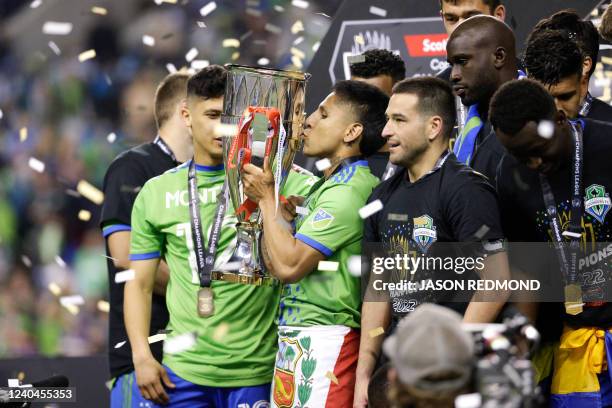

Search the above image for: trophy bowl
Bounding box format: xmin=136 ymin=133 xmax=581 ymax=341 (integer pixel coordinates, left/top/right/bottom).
xmin=212 ymin=64 xmax=310 ymax=286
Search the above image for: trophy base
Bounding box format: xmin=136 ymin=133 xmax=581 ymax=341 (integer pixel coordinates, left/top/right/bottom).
xmin=211 ymin=270 xmax=278 ymax=287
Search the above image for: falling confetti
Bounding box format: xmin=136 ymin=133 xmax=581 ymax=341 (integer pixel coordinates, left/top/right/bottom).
xmin=76 ymin=180 xmax=104 ymax=205
xmin=223 ymin=38 xmax=240 ymax=48
xmin=359 ymin=200 xmax=383 ymax=219
xmin=197 ymin=21 xmax=207 ymax=28
xmin=191 ymin=60 xmax=210 ymax=70
xmin=369 ymin=326 xmax=385 ymax=338
xmin=214 ymin=123 xmax=238 ymax=137
xmin=369 ymin=6 xmax=387 ymax=17
xmin=0 ymin=109 xmax=3 ymax=120
xmin=315 ymin=158 xmax=332 ymax=171
xmin=28 ymin=157 xmax=45 ymax=173
xmin=231 ymin=52 xmax=240 ymax=61
xmin=316 ymin=12 xmax=331 ymax=18
xmin=295 ymin=206 xmax=309 ymax=216
xmin=318 ymin=261 xmax=339 ymax=272
xmin=347 ymin=255 xmax=362 ymax=277
xmin=185 ymin=47 xmax=199 ymax=62
xmin=42 ymin=21 xmax=73 ymax=36
xmin=55 ymin=256 xmax=66 ymax=268
xmin=60 ymin=295 xmax=85 ymax=307
xmin=114 ymin=341 xmax=126 ymax=349
xmin=166 ymin=63 xmax=177 ymax=74
xmin=246 ymin=8 xmax=262 ymax=17
xmin=291 ymin=55 xmax=303 ymax=69
xmin=30 ymin=0 xmax=42 ymax=8
xmin=148 ymin=333 xmax=167 ymax=344
xmin=142 ymin=35 xmax=155 ymax=47
xmin=200 ymin=1 xmax=217 ymax=17
xmin=115 ymin=269 xmax=135 ymax=283
xmin=48 ymin=41 xmax=61 ymax=55
xmin=78 ymin=210 xmax=91 ymax=221
xmin=65 ymin=189 xmax=80 ymax=197
xmin=312 ymin=41 xmax=320 ymax=52
xmin=21 ymin=255 xmax=32 ymax=268
xmin=78 ymin=49 xmax=96 ymax=62
xmin=257 ymin=57 xmax=270 ymax=65
xmin=265 ymin=23 xmax=282 ymax=35
xmin=354 ymin=34 xmax=365 ymax=45
xmin=537 ymin=120 xmax=554 ymax=139
xmin=91 ymin=6 xmax=107 ymax=15
xmin=293 ymin=36 xmax=304 ymax=45
xmin=19 ymin=127 xmax=28 ymax=142
xmin=213 ymin=323 xmax=230 ymax=341
xmin=348 ymin=54 xmax=366 ymax=64
xmin=274 ymin=5 xmax=285 ymax=12
xmin=107 ymin=132 xmax=117 ymax=143
xmin=474 ymin=225 xmax=491 ymax=240
xmin=97 ymin=300 xmax=110 ymax=313
xmin=291 ymin=47 xmax=305 ymax=59
xmin=291 ymin=20 xmax=304 ymax=34
xmin=292 ymin=0 xmax=309 ymax=9
xmin=325 ymin=371 xmax=339 ymax=385
xmin=48 ymin=282 xmax=62 ymax=296
xmin=164 ymin=332 xmax=197 ymax=354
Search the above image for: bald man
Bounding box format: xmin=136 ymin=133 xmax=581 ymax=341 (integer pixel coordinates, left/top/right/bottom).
xmin=446 ymin=15 xmax=519 ymax=183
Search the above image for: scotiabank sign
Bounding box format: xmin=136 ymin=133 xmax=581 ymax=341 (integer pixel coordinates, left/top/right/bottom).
xmin=328 ymin=17 xmax=449 ymax=83
xmin=404 ymin=34 xmax=448 ymax=57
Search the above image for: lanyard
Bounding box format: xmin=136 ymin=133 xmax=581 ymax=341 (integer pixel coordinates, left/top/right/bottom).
xmin=154 ymin=135 xmax=178 ymax=163
xmin=538 ymin=122 xmax=583 ymax=285
xmin=187 ymin=159 xmax=228 ymax=288
xmin=579 ymin=93 xmax=593 ymax=117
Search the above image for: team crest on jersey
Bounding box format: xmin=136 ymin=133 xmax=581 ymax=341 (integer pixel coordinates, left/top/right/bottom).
xmin=273 ymin=337 xmax=304 ymax=408
xmin=311 ymin=209 xmax=334 ymax=230
xmin=412 ymin=215 xmax=437 ymax=252
xmin=584 ymin=184 xmax=611 ymax=224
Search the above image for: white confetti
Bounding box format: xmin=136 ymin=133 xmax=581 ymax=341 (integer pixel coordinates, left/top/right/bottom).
xmin=19 ymin=127 xmax=28 ymax=142
xmin=292 ymin=0 xmax=309 ymax=9
xmin=107 ymin=132 xmax=116 ymax=143
xmin=200 ymin=1 xmax=217 ymax=17
xmin=0 ymin=109 xmax=3 ymax=119
xmin=291 ymin=20 xmax=304 ymax=34
xmin=312 ymin=41 xmax=320 ymax=52
xmin=359 ymin=199 xmax=383 ymax=219
xmin=48 ymin=41 xmax=61 ymax=55
xmin=293 ymin=36 xmax=304 ymax=45
xmin=347 ymin=255 xmax=362 ymax=277
xmin=296 ymin=206 xmax=309 ymax=216
xmin=257 ymin=57 xmax=270 ymax=65
xmin=166 ymin=63 xmax=177 ymax=74
xmin=114 ymin=341 xmax=126 ymax=349
xmin=231 ymin=51 xmax=240 ymax=61
xmin=214 ymin=123 xmax=238 ymax=137
xmin=48 ymin=282 xmax=62 ymax=296
xmin=30 ymin=0 xmax=42 ymax=8
xmin=315 ymin=158 xmax=331 ymax=171
xmin=28 ymin=157 xmax=45 ymax=173
xmin=274 ymin=5 xmax=285 ymax=12
xmin=164 ymin=332 xmax=197 ymax=354
xmin=213 ymin=323 xmax=229 ymax=341
xmin=91 ymin=6 xmax=107 ymax=15
xmin=291 ymin=55 xmax=303 ymax=69
xmin=185 ymin=47 xmax=199 ymax=62
xmin=115 ymin=269 xmax=135 ymax=283
xmin=291 ymin=47 xmax=305 ymax=59
xmin=142 ymin=35 xmax=155 ymax=47
xmin=318 ymin=261 xmax=339 ymax=271
xmin=60 ymin=295 xmax=85 ymax=307
xmin=348 ymin=54 xmax=366 ymax=64
xmin=148 ymin=333 xmax=167 ymax=344
xmin=76 ymin=180 xmax=104 ymax=205
xmin=42 ymin=21 xmax=73 ymax=36
xmin=78 ymin=49 xmax=96 ymax=62
xmin=369 ymin=6 xmax=387 ymax=17
xmin=354 ymin=34 xmax=365 ymax=45
xmin=191 ymin=60 xmax=209 ymax=70
xmin=55 ymin=256 xmax=66 ymax=268
xmin=21 ymin=255 xmax=32 ymax=268
xmin=197 ymin=21 xmax=207 ymax=28
xmin=265 ymin=23 xmax=282 ymax=35
xmin=78 ymin=210 xmax=92 ymax=221
xmin=97 ymin=300 xmax=110 ymax=313
xmin=537 ymin=120 xmax=554 ymax=139
xmin=474 ymin=225 xmax=490 ymax=240
xmin=222 ymin=38 xmax=240 ymax=48
xmin=455 ymin=393 xmax=482 ymax=408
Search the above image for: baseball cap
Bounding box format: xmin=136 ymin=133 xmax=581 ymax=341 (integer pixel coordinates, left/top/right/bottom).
xmin=382 ymin=304 xmax=475 ymax=390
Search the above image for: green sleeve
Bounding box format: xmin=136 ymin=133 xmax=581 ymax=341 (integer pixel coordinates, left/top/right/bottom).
xmin=281 ymin=170 xmax=319 ymax=197
xmin=129 ymin=181 xmax=164 ymax=261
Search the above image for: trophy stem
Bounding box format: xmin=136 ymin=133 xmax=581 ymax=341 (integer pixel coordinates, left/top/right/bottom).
xmin=228 ymin=221 xmax=263 ymax=276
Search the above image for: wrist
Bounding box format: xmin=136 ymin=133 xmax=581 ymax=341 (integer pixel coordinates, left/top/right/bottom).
xmin=132 ymin=347 xmax=154 ymax=365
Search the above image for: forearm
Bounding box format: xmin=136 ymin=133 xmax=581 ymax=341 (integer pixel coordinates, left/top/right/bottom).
xmin=356 ymin=301 xmax=391 ymax=380
xmin=153 ymin=260 xmax=170 ymax=296
xmin=464 ymin=252 xmax=510 ymax=323
xmin=124 ymin=271 xmax=154 ymax=363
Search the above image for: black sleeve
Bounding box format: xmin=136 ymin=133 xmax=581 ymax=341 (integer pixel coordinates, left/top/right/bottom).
xmin=444 ymin=171 xmax=505 ymax=242
xmin=99 ymin=154 xmax=146 ymax=230
xmin=363 ymin=187 xmax=383 ymax=244
xmin=495 ymin=154 xmax=524 ymax=241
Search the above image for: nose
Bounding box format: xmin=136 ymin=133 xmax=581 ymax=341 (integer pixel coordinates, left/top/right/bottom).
xmin=304 ymin=112 xmax=313 ymax=130
xmin=450 ymin=64 xmax=461 ymax=84
xmin=381 ymin=120 xmax=392 ymax=139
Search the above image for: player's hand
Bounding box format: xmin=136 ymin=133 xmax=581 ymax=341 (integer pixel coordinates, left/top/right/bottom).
xmin=281 ymin=195 xmax=305 ymax=223
xmin=134 ymin=356 xmax=175 ymax=405
xmin=353 ymin=375 xmax=369 ymax=408
xmin=242 ymin=155 xmax=274 ymax=203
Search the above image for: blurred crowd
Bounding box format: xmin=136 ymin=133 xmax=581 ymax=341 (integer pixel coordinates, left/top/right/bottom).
xmin=0 ymin=0 xmax=336 ymax=358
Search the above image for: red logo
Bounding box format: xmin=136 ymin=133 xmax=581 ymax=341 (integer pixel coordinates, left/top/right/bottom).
xmin=404 ymin=34 xmax=448 ymax=57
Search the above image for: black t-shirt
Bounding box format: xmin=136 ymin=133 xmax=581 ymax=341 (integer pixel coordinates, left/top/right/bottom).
xmin=586 ymin=97 xmax=612 ymax=123
xmin=100 ymin=141 xmax=177 ymax=379
xmin=366 ymin=152 xmax=390 ymax=180
xmin=470 ymin=121 xmax=507 ymax=185
xmin=364 ymin=153 xmax=505 ymax=322
xmin=497 ymin=119 xmax=612 ymax=329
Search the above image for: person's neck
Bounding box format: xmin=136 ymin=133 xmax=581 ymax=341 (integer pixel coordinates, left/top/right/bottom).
xmin=158 ymin=125 xmax=193 ymax=163
xmin=406 ymin=145 xmax=447 ymax=183
xmin=323 ymin=151 xmax=361 ymax=178
xmin=193 ymin=149 xmax=222 ymax=167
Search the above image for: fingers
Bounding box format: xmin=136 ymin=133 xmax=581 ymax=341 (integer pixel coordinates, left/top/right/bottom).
xmin=160 ymin=368 xmax=176 ymax=389
xmin=242 ymin=163 xmax=262 ymax=175
xmin=288 ymin=195 xmax=305 ymax=206
xmin=152 ymin=379 xmax=170 ymax=405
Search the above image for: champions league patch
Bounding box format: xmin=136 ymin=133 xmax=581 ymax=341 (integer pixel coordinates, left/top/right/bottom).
xmin=584 ymin=184 xmax=611 ymax=224
xmin=412 ymin=215 xmax=437 ymax=253
xmin=311 ymin=209 xmax=334 ymax=230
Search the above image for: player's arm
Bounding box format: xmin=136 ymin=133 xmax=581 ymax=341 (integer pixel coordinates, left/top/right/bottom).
xmin=464 ymin=249 xmax=510 ymax=323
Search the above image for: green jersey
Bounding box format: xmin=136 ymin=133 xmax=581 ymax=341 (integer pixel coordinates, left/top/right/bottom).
xmin=282 ymin=169 xmax=319 ymax=197
xmin=130 ymin=161 xmax=279 ymax=387
xmin=279 ymin=160 xmax=379 ymax=328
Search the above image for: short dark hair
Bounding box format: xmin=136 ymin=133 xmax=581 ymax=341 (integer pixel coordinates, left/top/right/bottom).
xmin=524 ymin=30 xmax=583 ymax=86
xmin=440 ymin=0 xmax=502 ymax=13
xmin=349 ymin=49 xmax=406 ymax=84
xmin=531 ymin=9 xmax=599 ymax=78
xmin=187 ymin=65 xmax=227 ymax=101
xmin=154 ymin=72 xmax=190 ymax=129
xmin=332 ymin=80 xmax=389 ymax=157
xmin=489 ymin=79 xmax=557 ymax=136
xmin=392 ymin=77 xmax=456 ymax=139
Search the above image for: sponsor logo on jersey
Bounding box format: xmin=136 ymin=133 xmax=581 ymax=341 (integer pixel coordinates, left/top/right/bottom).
xmin=412 ymin=215 xmax=437 ymax=252
xmin=404 ymin=33 xmax=448 ymax=57
xmin=584 ymin=184 xmax=611 ymax=224
xmin=311 ymin=209 xmax=334 ymax=230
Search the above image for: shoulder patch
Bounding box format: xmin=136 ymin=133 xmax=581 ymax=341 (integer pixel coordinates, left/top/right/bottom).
xmin=310 ymin=209 xmax=334 ymax=230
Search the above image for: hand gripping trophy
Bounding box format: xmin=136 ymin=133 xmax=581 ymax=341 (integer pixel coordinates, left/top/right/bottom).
xmin=212 ymin=64 xmax=309 ymax=286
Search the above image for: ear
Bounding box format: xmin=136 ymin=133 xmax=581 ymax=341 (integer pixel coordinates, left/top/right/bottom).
xmin=494 ymin=5 xmax=506 ymax=21
xmin=180 ymin=100 xmax=192 ymax=128
xmin=387 ymin=367 xmax=398 ymax=383
xmin=555 ymin=109 xmax=567 ymax=126
xmin=427 ymin=115 xmax=444 ymax=142
xmin=493 ymin=46 xmax=507 ymax=69
xmin=582 ymin=56 xmax=593 ymax=79
xmin=526 ymin=157 xmax=543 ymax=171
xmin=344 ymin=122 xmax=364 ymax=144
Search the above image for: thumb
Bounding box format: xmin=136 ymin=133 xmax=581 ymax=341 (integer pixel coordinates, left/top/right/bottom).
xmin=160 ymin=367 xmax=176 ymax=389
xmin=263 ymin=154 xmax=272 ymax=176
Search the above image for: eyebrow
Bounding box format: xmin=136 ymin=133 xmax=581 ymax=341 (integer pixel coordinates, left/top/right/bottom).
xmin=204 ymin=109 xmax=222 ymax=115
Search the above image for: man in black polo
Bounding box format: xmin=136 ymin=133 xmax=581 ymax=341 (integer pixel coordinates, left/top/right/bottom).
xmin=100 ymin=72 xmax=192 ymax=407
xmin=353 ymin=76 xmax=509 ymax=407
xmin=491 ymin=79 xmax=612 ymax=407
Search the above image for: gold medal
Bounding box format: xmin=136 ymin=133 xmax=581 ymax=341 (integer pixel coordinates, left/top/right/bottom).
xmin=564 ymin=283 xmax=583 ymax=315
xmin=197 ymin=287 xmax=214 ymax=317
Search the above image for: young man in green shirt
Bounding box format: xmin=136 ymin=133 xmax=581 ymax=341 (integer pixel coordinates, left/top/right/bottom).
xmin=242 ymin=80 xmax=389 ymax=408
xmin=124 ymin=65 xmax=278 ymax=407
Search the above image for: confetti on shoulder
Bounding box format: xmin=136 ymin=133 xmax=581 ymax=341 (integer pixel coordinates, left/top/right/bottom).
xmin=359 ymin=199 xmax=383 ymax=219
xmin=368 ymin=326 xmax=385 ymax=338
xmin=315 ymin=158 xmax=331 ymax=171
xmin=318 ymin=260 xmax=339 ymax=272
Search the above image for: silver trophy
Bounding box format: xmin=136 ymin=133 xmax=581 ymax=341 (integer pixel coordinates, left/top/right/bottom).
xmin=213 ymin=64 xmax=310 ymax=286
